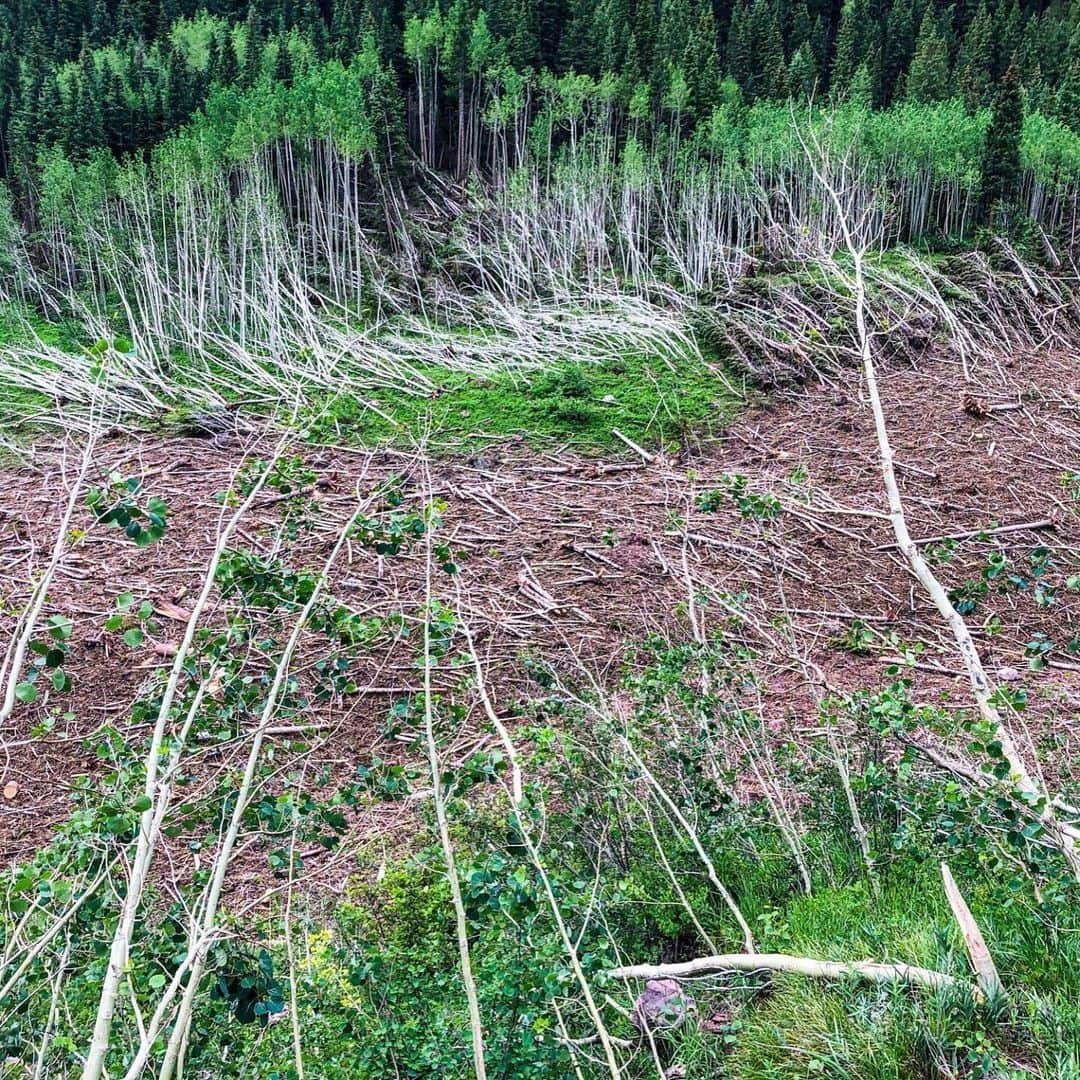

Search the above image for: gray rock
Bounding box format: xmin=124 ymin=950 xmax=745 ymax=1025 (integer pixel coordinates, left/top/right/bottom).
xmin=631 ymin=978 xmax=696 ymax=1033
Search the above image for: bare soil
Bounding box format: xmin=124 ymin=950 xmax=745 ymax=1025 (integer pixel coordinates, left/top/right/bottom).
xmin=1 ymin=347 xmax=1077 ymax=895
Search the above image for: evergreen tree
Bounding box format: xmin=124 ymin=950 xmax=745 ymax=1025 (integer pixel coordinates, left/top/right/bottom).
xmin=330 ymin=0 xmax=364 ymax=58
xmin=906 ymin=12 xmax=950 ymax=102
xmin=56 ymin=0 xmax=89 ymax=60
xmin=89 ymin=0 xmax=114 ymax=47
xmin=831 ymin=0 xmax=871 ymax=91
xmin=881 ymin=0 xmax=914 ymax=105
xmin=981 ymin=60 xmax=1023 ymax=219
xmin=685 ymin=1 xmax=720 ymax=116
xmin=998 ymin=1 xmax=1025 ymax=79
xmin=64 ymin=50 xmax=104 ymax=156
xmin=559 ymin=0 xmax=599 ymax=72
xmin=808 ymin=14 xmax=829 ymax=78
xmin=242 ymin=15 xmax=264 ymax=85
xmin=954 ymin=1 xmax=995 ymax=109
xmin=725 ymin=0 xmax=752 ymax=91
xmin=787 ymin=42 xmax=818 ymax=99
xmin=849 ymin=59 xmax=874 ymax=105
xmin=213 ymin=31 xmax=240 ymax=85
xmin=735 ymin=0 xmax=785 ymax=100
xmin=272 ymin=33 xmax=293 ymax=84
xmin=99 ymin=64 xmax=129 ymax=153
xmin=656 ymin=0 xmax=693 ymax=76
xmin=1056 ymin=57 xmax=1080 ymax=129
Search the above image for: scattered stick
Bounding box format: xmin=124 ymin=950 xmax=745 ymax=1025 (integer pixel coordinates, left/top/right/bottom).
xmin=941 ymin=863 xmax=1005 ymax=1001
xmin=875 ymin=518 xmax=1055 ymax=551
xmin=611 ymin=428 xmax=656 ymax=463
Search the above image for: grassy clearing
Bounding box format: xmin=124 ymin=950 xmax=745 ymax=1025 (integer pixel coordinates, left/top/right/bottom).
xmin=298 ymin=349 xmax=745 ymax=453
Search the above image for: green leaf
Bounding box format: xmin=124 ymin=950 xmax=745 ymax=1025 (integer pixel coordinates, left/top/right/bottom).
xmin=133 ymin=795 xmax=153 ymax=813
xmin=123 ymin=628 xmax=145 ymax=648
xmin=148 ymin=972 xmax=166 ymax=990
xmin=14 ymin=683 xmax=37 ymax=704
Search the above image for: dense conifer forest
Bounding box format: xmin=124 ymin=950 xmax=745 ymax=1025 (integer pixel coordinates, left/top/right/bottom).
xmin=0 ymin=0 xmax=1078 ymax=227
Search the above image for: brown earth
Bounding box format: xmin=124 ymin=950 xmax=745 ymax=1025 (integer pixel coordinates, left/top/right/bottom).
xmin=0 ymin=346 xmax=1077 ymax=898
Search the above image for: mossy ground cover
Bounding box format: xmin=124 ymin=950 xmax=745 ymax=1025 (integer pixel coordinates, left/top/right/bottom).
xmin=300 ymin=349 xmax=745 ymax=453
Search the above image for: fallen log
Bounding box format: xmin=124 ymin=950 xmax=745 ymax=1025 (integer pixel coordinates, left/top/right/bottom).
xmin=609 ymin=953 xmax=970 ymax=996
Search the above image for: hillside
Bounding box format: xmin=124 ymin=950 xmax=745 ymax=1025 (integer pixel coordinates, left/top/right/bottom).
xmin=2 ymin=2 xmax=1080 ymax=1079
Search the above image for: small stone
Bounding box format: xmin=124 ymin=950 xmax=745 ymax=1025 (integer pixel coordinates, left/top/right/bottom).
xmin=631 ymin=978 xmax=696 ymax=1034
xmin=996 ymin=666 xmax=1022 ymax=683
xmin=3 ymin=782 xmax=16 ymax=800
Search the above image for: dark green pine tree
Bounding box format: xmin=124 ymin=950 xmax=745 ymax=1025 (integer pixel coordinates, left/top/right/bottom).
xmin=64 ymin=50 xmax=104 ymax=157
xmin=729 ymin=0 xmax=784 ymax=100
xmin=830 ymin=0 xmax=871 ymax=92
xmin=330 ymin=0 xmax=364 ymax=58
xmin=1034 ymin=7 xmax=1070 ymax=92
xmin=537 ymin=0 xmax=567 ymax=67
xmin=786 ymin=3 xmax=811 ymax=58
xmin=631 ymin=0 xmax=660 ymax=77
xmin=162 ymin=48 xmax=195 ymax=129
xmin=89 ymin=0 xmax=114 ymax=46
xmin=954 ymin=1 xmax=995 ymax=110
xmin=272 ymin=34 xmax=293 ymax=85
xmin=7 ymin=76 xmax=40 ymax=192
xmin=597 ymin=0 xmax=634 ymax=73
xmin=56 ymin=0 xmax=89 ymax=61
xmin=0 ymin=31 xmax=16 ymax=174
xmin=242 ymin=14 xmax=265 ymax=85
xmin=725 ymin=0 xmax=752 ymax=92
xmin=368 ymin=57 xmax=410 ymax=170
xmin=118 ymin=0 xmax=160 ymax=39
xmin=559 ymin=0 xmax=600 ymax=73
xmin=509 ymin=0 xmax=542 ymax=68
xmin=880 ymin=0 xmax=914 ymax=105
xmin=684 ymin=0 xmax=720 ymax=117
xmin=656 ymin=0 xmax=693 ymax=77
xmin=997 ymin=1 xmax=1025 ymax=80
xmin=99 ymin=63 xmax=129 ymax=154
xmin=1056 ymin=57 xmax=1080 ymax=130
xmin=906 ymin=11 xmax=949 ymax=102
xmin=981 ymin=60 xmax=1023 ymax=221
xmin=808 ymin=13 xmax=828 ymax=79
xmin=787 ymin=42 xmax=818 ymax=99
xmin=137 ymin=65 xmax=165 ymax=146
xmin=1016 ymin=16 xmax=1047 ymax=110
xmin=37 ymin=70 xmax=64 ymax=147
xmin=748 ymin=0 xmax=786 ymax=100
xmin=213 ymin=31 xmax=240 ymax=86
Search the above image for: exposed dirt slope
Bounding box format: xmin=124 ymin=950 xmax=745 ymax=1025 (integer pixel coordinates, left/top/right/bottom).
xmin=0 ymin=348 xmax=1077 ymax=889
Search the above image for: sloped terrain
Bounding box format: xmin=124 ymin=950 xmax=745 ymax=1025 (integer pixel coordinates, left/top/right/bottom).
xmin=2 ymin=346 xmax=1076 ymax=875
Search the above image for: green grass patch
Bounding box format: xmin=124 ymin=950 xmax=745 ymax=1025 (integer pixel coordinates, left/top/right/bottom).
xmin=300 ymin=350 xmax=745 ymax=453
